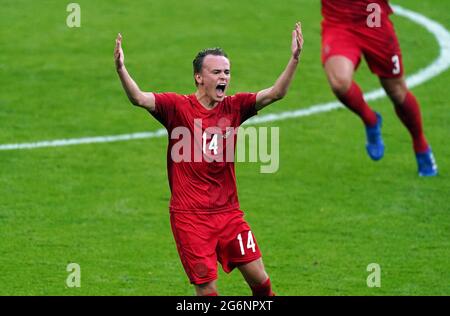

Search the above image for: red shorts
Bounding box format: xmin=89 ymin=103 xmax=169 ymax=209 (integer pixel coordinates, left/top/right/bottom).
xmin=170 ymin=209 xmax=262 ymax=285
xmin=321 ymin=18 xmax=403 ymax=78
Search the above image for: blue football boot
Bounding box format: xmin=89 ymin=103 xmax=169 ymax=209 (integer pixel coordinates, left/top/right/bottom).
xmin=416 ymin=148 xmax=438 ymax=177
xmin=365 ymin=112 xmax=384 ymax=161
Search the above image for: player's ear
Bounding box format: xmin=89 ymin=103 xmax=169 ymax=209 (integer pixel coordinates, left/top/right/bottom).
xmin=195 ymin=73 xmax=203 ymax=86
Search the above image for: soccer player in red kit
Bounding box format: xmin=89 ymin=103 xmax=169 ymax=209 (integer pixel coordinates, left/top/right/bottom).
xmin=321 ymin=0 xmax=437 ymax=176
xmin=114 ymin=23 xmax=304 ymax=295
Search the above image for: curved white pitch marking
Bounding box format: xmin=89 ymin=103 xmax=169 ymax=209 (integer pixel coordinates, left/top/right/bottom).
xmin=1 ymin=4 xmax=449 ymax=151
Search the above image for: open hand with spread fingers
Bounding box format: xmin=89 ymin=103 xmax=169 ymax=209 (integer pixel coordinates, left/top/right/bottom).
xmin=114 ymin=33 xmax=124 ymax=70
xmin=292 ymin=22 xmax=304 ymax=60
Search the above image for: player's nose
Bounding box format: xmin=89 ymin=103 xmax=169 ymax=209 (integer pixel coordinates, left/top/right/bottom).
xmin=219 ymin=72 xmax=229 ymax=80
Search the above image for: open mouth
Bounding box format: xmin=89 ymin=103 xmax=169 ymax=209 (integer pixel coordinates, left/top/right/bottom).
xmin=216 ymin=83 xmax=227 ymax=97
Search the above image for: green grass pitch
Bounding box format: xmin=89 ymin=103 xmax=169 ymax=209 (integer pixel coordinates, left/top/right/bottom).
xmin=0 ymin=0 xmax=449 ymax=295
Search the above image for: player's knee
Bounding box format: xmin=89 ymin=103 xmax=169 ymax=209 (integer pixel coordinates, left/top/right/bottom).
xmin=387 ymin=86 xmax=408 ymax=106
xmin=247 ymin=270 xmax=269 ymax=287
xmin=381 ymin=78 xmax=408 ymax=105
xmin=239 ymin=259 xmax=269 ymax=286
xmin=328 ymin=73 xmax=352 ymax=96
xmin=195 ymin=281 xmax=218 ymax=296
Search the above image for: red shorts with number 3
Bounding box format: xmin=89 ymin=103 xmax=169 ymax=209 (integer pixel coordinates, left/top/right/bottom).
xmin=321 ymin=17 xmax=404 ymax=78
xmin=170 ymin=209 xmax=262 ymax=285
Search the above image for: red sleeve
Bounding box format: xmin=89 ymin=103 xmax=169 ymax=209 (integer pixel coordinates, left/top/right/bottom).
xmin=234 ymin=93 xmax=257 ymax=125
xmin=151 ymin=93 xmax=179 ymax=128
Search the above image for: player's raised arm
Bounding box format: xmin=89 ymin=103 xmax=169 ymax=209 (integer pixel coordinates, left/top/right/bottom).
xmin=255 ymin=22 xmax=304 ymax=111
xmin=114 ymin=33 xmax=156 ymax=112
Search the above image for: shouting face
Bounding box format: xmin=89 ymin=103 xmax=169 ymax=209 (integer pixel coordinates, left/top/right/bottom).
xmin=195 ymin=55 xmax=230 ymax=103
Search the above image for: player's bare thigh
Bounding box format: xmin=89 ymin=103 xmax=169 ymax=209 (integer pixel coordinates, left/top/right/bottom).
xmin=194 ymin=280 xmax=218 ymax=296
xmin=324 ymin=55 xmax=355 ymax=95
xmin=238 ymin=258 xmax=269 ymax=286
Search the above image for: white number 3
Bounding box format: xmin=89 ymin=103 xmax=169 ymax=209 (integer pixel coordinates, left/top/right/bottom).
xmin=392 ymin=55 xmax=401 ymax=75
xmin=237 ymin=231 xmax=256 ymax=256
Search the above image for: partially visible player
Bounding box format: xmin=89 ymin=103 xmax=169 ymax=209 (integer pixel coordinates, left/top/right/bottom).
xmin=321 ymin=0 xmax=437 ymax=176
xmin=114 ymin=23 xmax=304 ymax=295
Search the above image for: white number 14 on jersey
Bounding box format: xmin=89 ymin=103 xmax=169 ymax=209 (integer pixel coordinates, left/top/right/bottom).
xmin=237 ymin=231 xmax=256 ymax=256
xmin=202 ymin=132 xmax=218 ymax=155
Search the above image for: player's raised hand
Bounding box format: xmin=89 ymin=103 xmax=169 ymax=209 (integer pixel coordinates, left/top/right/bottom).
xmin=114 ymin=33 xmax=124 ymax=70
xmin=292 ymin=22 xmax=304 ymax=60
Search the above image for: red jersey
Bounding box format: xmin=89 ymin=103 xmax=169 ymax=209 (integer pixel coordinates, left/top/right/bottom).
xmin=321 ymin=0 xmax=393 ymax=25
xmin=152 ymin=92 xmax=257 ymax=213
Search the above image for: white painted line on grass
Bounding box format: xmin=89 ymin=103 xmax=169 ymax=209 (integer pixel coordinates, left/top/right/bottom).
xmin=1 ymin=4 xmax=449 ymax=151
